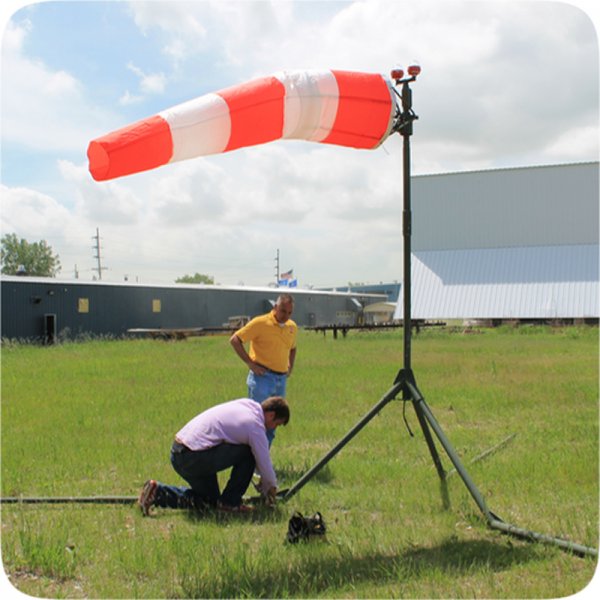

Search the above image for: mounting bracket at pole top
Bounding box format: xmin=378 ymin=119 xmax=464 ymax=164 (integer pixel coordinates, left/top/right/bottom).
xmin=390 ymin=65 xmax=420 ymax=136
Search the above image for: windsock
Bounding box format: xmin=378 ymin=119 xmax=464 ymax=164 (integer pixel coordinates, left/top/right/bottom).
xmin=87 ymin=69 xmax=397 ymax=181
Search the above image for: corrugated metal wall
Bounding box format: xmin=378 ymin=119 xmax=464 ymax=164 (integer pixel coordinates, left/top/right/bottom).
xmin=412 ymin=162 xmax=599 ymax=251
xmin=0 ymin=278 xmax=384 ymax=341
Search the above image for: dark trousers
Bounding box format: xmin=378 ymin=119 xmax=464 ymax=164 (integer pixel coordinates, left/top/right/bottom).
xmin=154 ymin=442 xmax=255 ymax=509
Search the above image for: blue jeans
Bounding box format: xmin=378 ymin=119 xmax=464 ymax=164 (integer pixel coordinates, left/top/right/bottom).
xmin=154 ymin=442 xmax=255 ymax=509
xmin=246 ymin=369 xmax=287 ymax=445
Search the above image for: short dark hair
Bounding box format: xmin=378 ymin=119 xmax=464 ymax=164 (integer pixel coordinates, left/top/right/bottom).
xmin=262 ymin=396 xmax=290 ymax=424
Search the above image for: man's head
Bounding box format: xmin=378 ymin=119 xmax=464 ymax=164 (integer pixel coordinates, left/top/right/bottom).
xmin=273 ymin=294 xmax=294 ymax=324
xmin=262 ymin=396 xmax=290 ymax=429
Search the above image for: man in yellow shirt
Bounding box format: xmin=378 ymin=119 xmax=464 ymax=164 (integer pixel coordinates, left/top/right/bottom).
xmin=230 ymin=294 xmax=297 ymax=445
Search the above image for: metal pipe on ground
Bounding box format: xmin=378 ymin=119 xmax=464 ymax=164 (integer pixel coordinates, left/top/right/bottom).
xmin=488 ymin=518 xmax=598 ymax=558
xmin=0 ymin=496 xmax=137 ymax=504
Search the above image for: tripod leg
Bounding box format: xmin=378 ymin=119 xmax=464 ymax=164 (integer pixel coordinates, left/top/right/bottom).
xmin=404 ymin=379 xmax=491 ymax=519
xmin=397 ymin=369 xmax=447 ymax=482
xmin=412 ymin=399 xmax=447 ymax=482
xmin=401 ymin=374 xmax=450 ymax=509
xmin=413 ymin=400 xmax=451 ymax=509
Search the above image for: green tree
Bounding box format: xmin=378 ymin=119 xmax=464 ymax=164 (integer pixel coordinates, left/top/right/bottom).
xmin=0 ymin=233 xmax=62 ymax=277
xmin=175 ymin=272 xmax=215 ymax=284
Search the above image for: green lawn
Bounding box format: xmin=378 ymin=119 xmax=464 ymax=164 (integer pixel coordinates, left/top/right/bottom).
xmin=1 ymin=326 xmax=598 ymax=597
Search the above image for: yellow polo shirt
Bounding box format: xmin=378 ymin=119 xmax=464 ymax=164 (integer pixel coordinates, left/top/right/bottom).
xmin=235 ymin=311 xmax=297 ymax=373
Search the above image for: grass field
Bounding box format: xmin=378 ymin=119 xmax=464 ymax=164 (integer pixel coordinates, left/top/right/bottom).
xmin=1 ymin=325 xmax=598 ymax=598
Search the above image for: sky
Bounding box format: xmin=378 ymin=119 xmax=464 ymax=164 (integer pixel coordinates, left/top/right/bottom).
xmin=0 ymin=0 xmax=598 ymax=288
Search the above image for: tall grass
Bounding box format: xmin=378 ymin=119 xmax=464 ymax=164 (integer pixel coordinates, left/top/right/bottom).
xmin=1 ymin=325 xmax=598 ymax=598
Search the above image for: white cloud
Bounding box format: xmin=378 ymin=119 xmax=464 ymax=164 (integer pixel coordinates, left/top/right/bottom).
xmin=0 ymin=183 xmax=74 ymax=237
xmin=59 ymin=160 xmax=145 ymax=226
xmin=126 ymin=61 xmax=167 ymax=95
xmin=542 ymin=125 xmax=600 ymax=162
xmin=0 ymin=183 xmax=90 ymax=277
xmin=118 ymin=90 xmax=144 ymax=106
xmin=128 ymin=0 xmax=208 ymax=39
xmin=2 ymin=14 xmax=31 ymax=52
xmin=1 ymin=17 xmax=120 ymax=153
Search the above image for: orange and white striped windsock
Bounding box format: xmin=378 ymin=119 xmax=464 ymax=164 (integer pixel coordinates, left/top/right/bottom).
xmin=87 ymin=69 xmax=397 ymax=181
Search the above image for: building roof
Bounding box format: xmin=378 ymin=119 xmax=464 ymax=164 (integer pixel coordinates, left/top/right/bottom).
xmin=0 ymin=275 xmax=384 ymax=300
xmin=394 ymin=244 xmax=599 ymax=319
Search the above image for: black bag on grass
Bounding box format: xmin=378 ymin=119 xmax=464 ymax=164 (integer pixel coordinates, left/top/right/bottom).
xmin=286 ymin=511 xmax=326 ymax=543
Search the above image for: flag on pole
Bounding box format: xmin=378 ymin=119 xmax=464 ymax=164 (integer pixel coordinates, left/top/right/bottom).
xmin=280 ymin=269 xmax=293 ymax=280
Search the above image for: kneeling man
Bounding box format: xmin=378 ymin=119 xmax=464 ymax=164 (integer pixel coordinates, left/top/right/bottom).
xmin=138 ymin=396 xmax=290 ymax=515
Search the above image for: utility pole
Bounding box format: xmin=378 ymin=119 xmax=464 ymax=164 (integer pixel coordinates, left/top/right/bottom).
xmin=92 ymin=228 xmax=107 ymax=280
xmin=274 ymin=248 xmax=280 ymax=285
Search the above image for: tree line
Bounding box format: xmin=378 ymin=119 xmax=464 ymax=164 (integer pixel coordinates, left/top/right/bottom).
xmin=1 ymin=234 xmax=61 ymax=277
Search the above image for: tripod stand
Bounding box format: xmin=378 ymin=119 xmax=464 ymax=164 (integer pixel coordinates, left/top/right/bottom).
xmin=281 ymin=66 xmax=597 ymax=558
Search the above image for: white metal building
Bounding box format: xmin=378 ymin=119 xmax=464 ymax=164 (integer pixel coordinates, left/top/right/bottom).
xmin=394 ymin=162 xmax=599 ymax=321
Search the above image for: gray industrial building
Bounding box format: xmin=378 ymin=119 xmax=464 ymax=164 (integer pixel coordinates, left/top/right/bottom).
xmin=0 ymin=277 xmax=385 ymax=342
xmin=395 ymin=162 xmax=599 ymax=321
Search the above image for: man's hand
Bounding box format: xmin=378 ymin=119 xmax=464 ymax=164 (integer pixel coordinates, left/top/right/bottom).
xmin=230 ymin=335 xmax=266 ymax=375
xmin=265 ymin=486 xmax=278 ymax=507
xmin=250 ymin=361 xmax=267 ymax=376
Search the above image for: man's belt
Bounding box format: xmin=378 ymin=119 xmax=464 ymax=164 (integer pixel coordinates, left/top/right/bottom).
xmin=256 ymin=364 xmax=287 ymax=376
xmin=172 ymin=438 xmax=192 ymax=453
